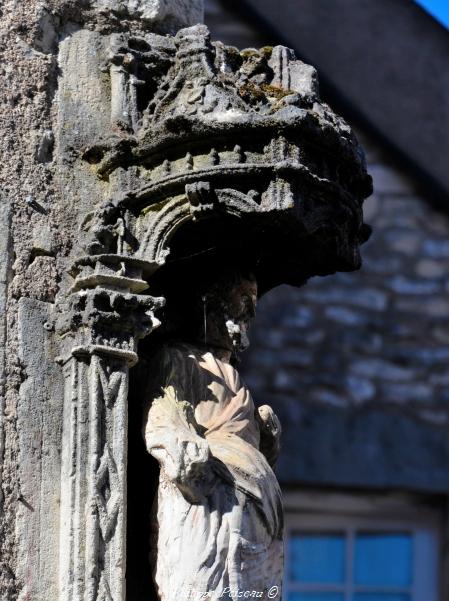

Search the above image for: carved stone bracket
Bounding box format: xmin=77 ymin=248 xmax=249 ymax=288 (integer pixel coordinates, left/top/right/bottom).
xmin=185 ymin=181 xmax=220 ymax=220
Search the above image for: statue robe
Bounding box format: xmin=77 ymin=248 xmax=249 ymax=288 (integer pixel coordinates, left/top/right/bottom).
xmin=144 ymin=343 xmax=283 ymax=601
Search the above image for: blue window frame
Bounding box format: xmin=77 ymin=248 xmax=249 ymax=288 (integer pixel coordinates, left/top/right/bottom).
xmin=284 ymin=496 xmax=440 ymax=601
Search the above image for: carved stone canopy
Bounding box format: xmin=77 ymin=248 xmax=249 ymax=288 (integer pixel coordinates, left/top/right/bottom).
xmin=53 ymin=21 xmax=373 ymax=601
xmin=83 ymin=23 xmax=372 ymax=296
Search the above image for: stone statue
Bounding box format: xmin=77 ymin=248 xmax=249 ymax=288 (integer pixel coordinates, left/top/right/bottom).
xmin=143 ymin=271 xmax=283 ymax=600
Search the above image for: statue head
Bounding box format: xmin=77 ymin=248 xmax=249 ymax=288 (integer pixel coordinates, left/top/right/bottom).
xmin=148 ymin=250 xmax=258 ymax=359
xmin=201 ymin=271 xmax=257 ymax=355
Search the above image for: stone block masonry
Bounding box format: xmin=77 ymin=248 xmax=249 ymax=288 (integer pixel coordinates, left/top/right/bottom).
xmin=243 ymin=133 xmax=449 ymax=491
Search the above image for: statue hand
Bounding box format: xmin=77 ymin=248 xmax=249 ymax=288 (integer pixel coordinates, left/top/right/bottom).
xmin=257 ymin=404 xmax=281 ymax=467
xmin=182 ymin=436 xmax=211 ymax=479
xmin=175 ymin=435 xmax=215 ymax=502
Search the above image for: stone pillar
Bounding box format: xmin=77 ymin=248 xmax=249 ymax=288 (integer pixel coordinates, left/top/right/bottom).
xmin=57 ymin=254 xmax=163 ymax=601
xmin=0 ymin=1 xmax=371 ymax=600
xmin=0 ymin=2 xmax=200 ymax=600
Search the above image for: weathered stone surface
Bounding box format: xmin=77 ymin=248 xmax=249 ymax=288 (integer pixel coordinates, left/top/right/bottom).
xmin=0 ymin=1 xmax=60 ymax=591
xmin=386 ymin=274 xmax=440 ymax=295
xmin=416 ymin=258 xmax=449 ymax=278
xmin=1 ymin=1 xmax=372 ymax=599
xmin=380 ymin=382 xmax=433 ymax=405
xmin=349 ymin=358 xmax=417 ymax=382
xmin=345 ymin=375 xmax=376 ymax=403
xmin=93 ymin=0 xmax=203 ymax=30
xmin=395 ymin=297 xmax=449 ymax=317
xmin=239 ymin=134 xmax=449 ymax=492
xmin=325 ymin=306 xmax=366 ymax=326
xmin=0 ymin=1 xmax=205 ymax=597
xmin=16 ymin=299 xmax=63 ymax=601
xmin=423 ymin=238 xmax=449 ymax=259
xmin=0 ymin=202 xmax=12 ymax=521
xmin=302 ymin=286 xmax=388 ymax=311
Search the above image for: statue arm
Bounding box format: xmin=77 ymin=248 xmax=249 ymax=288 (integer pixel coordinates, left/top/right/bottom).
xmin=144 ymin=382 xmax=213 ymax=502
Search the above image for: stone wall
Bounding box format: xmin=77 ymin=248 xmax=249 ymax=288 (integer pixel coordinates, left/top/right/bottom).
xmin=0 ymin=2 xmax=203 ymax=598
xmin=242 ymin=133 xmax=449 ymax=492
xmin=0 ymin=4 xmax=59 ymax=596
xmin=204 ymin=0 xmax=449 ymax=495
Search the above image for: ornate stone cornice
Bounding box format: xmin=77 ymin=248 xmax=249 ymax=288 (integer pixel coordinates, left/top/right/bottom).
xmin=80 ymin=24 xmax=371 ymax=294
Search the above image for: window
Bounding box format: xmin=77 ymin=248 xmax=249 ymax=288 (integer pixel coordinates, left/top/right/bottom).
xmin=284 ymin=492 xmax=441 ymax=601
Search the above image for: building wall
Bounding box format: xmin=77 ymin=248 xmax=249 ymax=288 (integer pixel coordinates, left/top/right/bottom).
xmin=205 ymin=0 xmax=449 ymax=494
xmin=243 ymin=132 xmax=449 ymax=492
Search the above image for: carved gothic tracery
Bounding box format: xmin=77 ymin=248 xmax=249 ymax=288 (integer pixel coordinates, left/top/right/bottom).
xmin=84 ymin=24 xmax=371 ymax=281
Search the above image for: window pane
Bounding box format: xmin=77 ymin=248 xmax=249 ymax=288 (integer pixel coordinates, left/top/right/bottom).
xmin=354 ymin=532 xmax=412 ymax=587
xmin=353 ymin=595 xmax=410 ymax=601
xmin=288 ymin=533 xmax=345 ymax=583
xmin=289 ymin=594 xmax=344 ymax=601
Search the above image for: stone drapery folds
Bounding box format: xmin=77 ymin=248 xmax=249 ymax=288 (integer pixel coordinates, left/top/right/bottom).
xmin=144 ymin=342 xmax=284 ymax=600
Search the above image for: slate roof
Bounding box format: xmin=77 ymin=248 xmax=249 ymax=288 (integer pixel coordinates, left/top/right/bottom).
xmin=205 ymin=0 xmax=449 ymax=493
xmin=207 ymin=0 xmax=449 ymax=208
